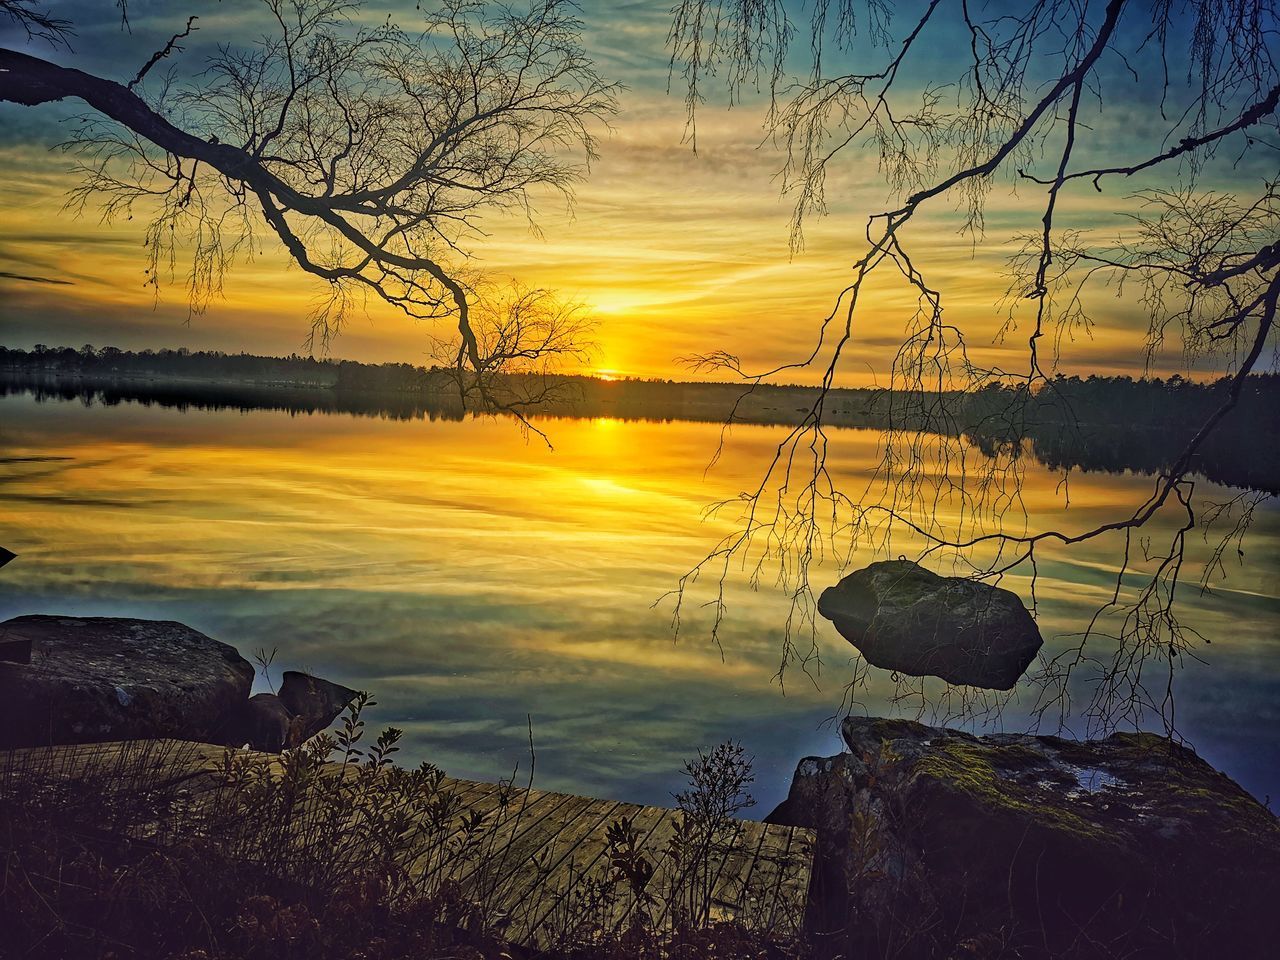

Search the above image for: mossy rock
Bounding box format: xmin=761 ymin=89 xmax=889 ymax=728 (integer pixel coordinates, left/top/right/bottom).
xmin=769 ymin=716 xmax=1280 ymax=959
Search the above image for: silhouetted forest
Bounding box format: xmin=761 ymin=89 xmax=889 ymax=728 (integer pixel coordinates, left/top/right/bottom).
xmin=2 ymin=345 xmax=1276 ymax=493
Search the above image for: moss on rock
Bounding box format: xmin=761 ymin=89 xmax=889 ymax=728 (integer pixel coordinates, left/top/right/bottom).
xmin=774 ymin=715 xmax=1280 ymax=959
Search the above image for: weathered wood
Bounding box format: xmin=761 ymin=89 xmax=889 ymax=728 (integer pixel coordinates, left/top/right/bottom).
xmin=596 ymin=804 xmax=681 ymax=937
xmin=496 ymin=797 xmax=630 ymax=941
xmin=741 ymin=819 xmax=799 ymax=930
xmin=4 ymin=740 xmax=816 ymax=949
xmin=773 ymin=826 xmax=815 ymax=932
xmin=706 ymin=819 xmax=770 ymax=923
xmin=513 ymin=801 xmax=668 ymax=945
xmin=454 ymin=790 xmax=586 ymax=892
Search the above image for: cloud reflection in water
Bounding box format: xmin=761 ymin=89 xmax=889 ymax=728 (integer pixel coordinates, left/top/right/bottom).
xmin=1 ymin=394 xmax=1276 ymax=809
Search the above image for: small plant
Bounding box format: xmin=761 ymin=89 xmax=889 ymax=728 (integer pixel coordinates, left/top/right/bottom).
xmin=0 ymin=697 xmax=508 ymax=959
xmin=665 ymin=740 xmax=756 ymax=928
xmin=606 ymin=814 xmax=657 ymax=925
xmin=251 ymin=646 xmax=278 ymax=693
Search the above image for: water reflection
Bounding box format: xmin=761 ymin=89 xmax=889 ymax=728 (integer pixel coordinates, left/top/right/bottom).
xmin=1 ymin=393 xmax=1276 ymax=809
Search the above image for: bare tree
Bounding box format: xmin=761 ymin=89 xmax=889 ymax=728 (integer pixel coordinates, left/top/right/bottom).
xmin=429 ymin=282 xmax=597 ymax=440
xmin=666 ymin=0 xmax=1279 ymax=733
xmin=0 ymin=0 xmax=617 ymax=419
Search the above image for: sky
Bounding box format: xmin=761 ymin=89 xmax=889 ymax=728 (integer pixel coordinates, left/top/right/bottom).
xmin=0 ymin=0 xmax=1272 ymax=383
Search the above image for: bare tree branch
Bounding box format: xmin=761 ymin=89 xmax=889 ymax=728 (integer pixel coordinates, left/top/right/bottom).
xmin=1 ymin=0 xmax=617 ymax=411
xmin=128 ymin=16 xmax=199 ymax=92
xmin=665 ymin=0 xmax=1280 ymax=730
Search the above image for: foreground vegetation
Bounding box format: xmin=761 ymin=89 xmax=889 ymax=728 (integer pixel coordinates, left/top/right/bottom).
xmin=0 ymin=696 xmax=802 ymax=960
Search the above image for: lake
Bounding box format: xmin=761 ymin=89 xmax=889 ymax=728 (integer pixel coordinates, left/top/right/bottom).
xmin=1 ymin=390 xmax=1277 ymax=811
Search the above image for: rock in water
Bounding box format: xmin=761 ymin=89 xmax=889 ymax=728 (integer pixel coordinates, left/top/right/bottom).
xmin=0 ymin=616 xmax=253 ymax=747
xmin=278 ymin=670 xmax=358 ymax=740
xmin=817 ymin=559 xmax=1042 ymax=689
xmin=768 ymin=717 xmax=1280 ymax=959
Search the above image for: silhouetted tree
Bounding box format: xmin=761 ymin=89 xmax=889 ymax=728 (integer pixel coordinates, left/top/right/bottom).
xmin=0 ymin=0 xmax=617 ymax=424
xmin=667 ymin=0 xmax=1278 ymax=731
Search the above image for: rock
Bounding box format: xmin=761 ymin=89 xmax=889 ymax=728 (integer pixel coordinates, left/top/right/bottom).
xmin=0 ymin=633 xmax=32 ymax=664
xmin=222 ymin=693 xmax=300 ymax=752
xmin=278 ymin=670 xmax=358 ymax=740
xmin=768 ymin=716 xmax=1280 ymax=959
xmin=217 ymin=674 xmax=356 ymax=752
xmin=0 ymin=616 xmax=254 ymax=748
xmin=817 ymin=559 xmax=1042 ymax=689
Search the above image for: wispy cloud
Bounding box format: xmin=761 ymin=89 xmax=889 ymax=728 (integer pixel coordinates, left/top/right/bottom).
xmin=0 ymin=270 xmax=73 ymax=285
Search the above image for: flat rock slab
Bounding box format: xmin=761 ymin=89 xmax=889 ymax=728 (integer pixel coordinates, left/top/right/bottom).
xmin=818 ymin=560 xmax=1042 ymax=689
xmin=0 ymin=616 xmax=253 ymax=747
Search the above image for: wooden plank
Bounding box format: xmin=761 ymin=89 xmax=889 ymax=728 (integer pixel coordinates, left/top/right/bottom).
xmin=519 ymin=800 xmax=670 ymax=946
xmin=444 ymin=786 xmax=572 ymax=888
xmin=2 ymin=740 xmax=227 ymax=797
xmin=598 ymin=805 xmax=682 ymax=937
xmin=705 ymin=819 xmax=770 ymax=924
xmin=403 ymin=779 xmax=531 ymax=880
xmin=630 ymin=806 xmax=702 ymax=929
xmin=738 ymin=822 xmax=796 ymax=929
xmin=491 ymin=796 xmax=623 ymax=912
xmin=450 ymin=778 xmax=515 ymax=812
xmin=772 ymin=826 xmax=815 ymax=933
xmin=458 ymin=792 xmax=598 ymax=899
xmin=718 ymin=822 xmax=811 ymax=934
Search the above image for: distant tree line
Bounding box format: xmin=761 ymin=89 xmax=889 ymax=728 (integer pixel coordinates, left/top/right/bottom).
xmin=2 ymin=345 xmax=1274 ymax=492
xmin=0 ymin=343 xmax=881 ymax=410
xmin=0 ymin=343 xmax=424 ymax=391
xmin=960 ymin=375 xmax=1279 ymax=493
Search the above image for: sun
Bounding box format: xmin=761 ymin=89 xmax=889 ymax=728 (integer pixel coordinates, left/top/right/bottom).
xmin=594 ymin=368 xmax=622 ymax=382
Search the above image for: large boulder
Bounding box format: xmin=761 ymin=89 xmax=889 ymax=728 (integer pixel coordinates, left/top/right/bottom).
xmin=0 ymin=616 xmax=254 ymax=747
xmin=768 ymin=716 xmax=1280 ymax=959
xmin=278 ymin=670 xmax=358 ymax=740
xmin=818 ymin=560 xmax=1042 ymax=689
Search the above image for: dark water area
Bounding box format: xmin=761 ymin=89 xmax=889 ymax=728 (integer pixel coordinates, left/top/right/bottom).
xmin=1 ymin=388 xmax=1277 ymax=811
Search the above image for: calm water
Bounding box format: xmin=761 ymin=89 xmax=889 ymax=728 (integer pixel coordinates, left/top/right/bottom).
xmin=1 ymin=392 xmax=1277 ymax=810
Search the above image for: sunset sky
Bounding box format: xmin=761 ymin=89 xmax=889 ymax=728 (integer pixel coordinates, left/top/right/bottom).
xmin=0 ymin=0 xmax=1267 ymax=383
